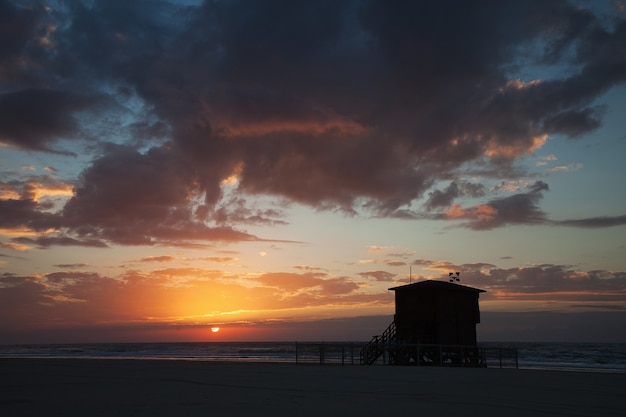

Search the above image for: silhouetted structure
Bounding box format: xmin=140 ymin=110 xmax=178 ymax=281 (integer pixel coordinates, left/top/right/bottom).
xmin=361 ymin=280 xmax=486 ymax=366
xmin=392 ymin=280 xmax=484 ymax=345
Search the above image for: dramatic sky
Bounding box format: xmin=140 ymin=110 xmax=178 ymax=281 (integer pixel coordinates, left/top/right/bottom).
xmin=1 ymin=0 xmax=625 ymax=344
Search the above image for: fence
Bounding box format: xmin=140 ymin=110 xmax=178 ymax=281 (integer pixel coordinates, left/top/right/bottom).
xmin=359 ymin=342 xmax=519 ymax=369
xmin=294 ymin=342 xmax=364 ymax=365
xmin=290 ymin=342 xmax=518 ymax=368
xmin=150 ymin=341 xmax=517 ymax=368
xmin=481 ymin=347 xmax=519 ymax=369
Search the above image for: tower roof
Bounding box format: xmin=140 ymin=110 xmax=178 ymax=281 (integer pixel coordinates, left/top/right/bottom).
xmin=389 ymin=279 xmax=485 ymax=293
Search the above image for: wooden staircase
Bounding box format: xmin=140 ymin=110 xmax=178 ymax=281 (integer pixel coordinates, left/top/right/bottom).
xmin=360 ymin=321 xmax=406 ymax=365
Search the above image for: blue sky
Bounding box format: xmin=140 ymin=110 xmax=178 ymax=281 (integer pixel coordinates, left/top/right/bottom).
xmin=1 ymin=0 xmax=625 ymax=343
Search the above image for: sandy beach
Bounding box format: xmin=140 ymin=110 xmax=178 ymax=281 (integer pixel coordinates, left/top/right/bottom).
xmin=1 ymin=359 xmax=624 ymax=417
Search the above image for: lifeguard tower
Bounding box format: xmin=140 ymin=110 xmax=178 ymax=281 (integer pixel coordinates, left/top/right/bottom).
xmin=361 ymin=279 xmax=485 ymax=366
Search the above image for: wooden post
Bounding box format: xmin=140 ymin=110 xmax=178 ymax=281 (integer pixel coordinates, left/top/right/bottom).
xmin=461 ymin=346 xmax=464 ymax=367
xmin=417 ymin=344 xmax=421 ymax=366
xmin=351 ymin=343 xmax=354 ymax=365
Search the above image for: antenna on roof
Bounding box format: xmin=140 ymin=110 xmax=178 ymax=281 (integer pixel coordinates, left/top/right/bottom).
xmin=409 ymin=266 xmax=412 ymax=284
xmin=449 ymin=272 xmax=460 ymax=283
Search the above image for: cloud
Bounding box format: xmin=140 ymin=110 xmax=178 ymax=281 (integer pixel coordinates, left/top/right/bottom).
xmin=367 ymin=246 xmax=390 ymax=253
xmin=318 ymin=277 xmax=360 ymax=295
xmin=1 ymin=0 xmax=625 ymax=246
xmin=0 ymin=89 xmax=95 ymax=155
xmin=447 ymin=263 xmax=626 ymax=303
xmin=139 ymin=256 xmax=176 ymax=263
xmin=424 ymin=180 xmax=486 ymax=211
xmin=0 ymin=176 xmax=73 ymax=203
xmin=0 ymin=266 xmax=386 ymax=339
xmin=431 ymin=180 xmax=626 ymax=230
xmin=59 ymin=145 xmax=261 ymax=246
xmin=54 ymin=263 xmax=90 ymax=269
xmin=211 ymin=196 xmax=288 ymax=226
xmin=201 ymin=257 xmax=238 ymax=263
xmin=547 ymin=163 xmax=583 ymax=173
xmin=358 ymin=259 xmax=407 ymax=267
xmin=401 ymin=260 xmax=626 ymax=308
xmin=0 ymin=195 xmax=60 ymax=232
xmin=536 ymin=155 xmax=558 ymax=167
xmin=12 ymin=236 xmax=108 ymax=248
xmin=542 ymin=107 xmax=605 ymax=137
xmin=0 ymin=241 xmax=30 ymax=251
xmin=358 ymin=270 xmax=396 ymax=282
xmin=253 ymin=272 xmax=328 ymax=292
xmin=442 ymin=181 xmax=549 ymax=230
xmin=2 ymin=257 xmax=623 ymax=343
xmin=555 ymin=215 xmax=626 ymax=228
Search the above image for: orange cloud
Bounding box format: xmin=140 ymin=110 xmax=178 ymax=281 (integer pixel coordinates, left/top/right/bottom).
xmin=215 ymin=116 xmax=367 ymax=138
xmin=254 ymin=272 xmax=327 ymax=292
xmin=0 ymin=266 xmax=391 ymax=339
xmin=444 ymin=204 xmax=498 ymax=222
xmin=27 ymin=181 xmax=73 ymax=202
xmin=0 ymin=228 xmax=55 ymax=237
xmin=0 ymin=241 xmax=31 ymax=251
xmin=139 ymin=255 xmax=177 ymax=262
xmin=201 ymin=256 xmax=239 ymax=263
xmin=484 ymin=134 xmax=548 ymax=159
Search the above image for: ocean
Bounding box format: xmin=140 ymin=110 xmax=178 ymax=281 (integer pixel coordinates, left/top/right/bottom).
xmin=0 ymin=342 xmax=624 ymax=373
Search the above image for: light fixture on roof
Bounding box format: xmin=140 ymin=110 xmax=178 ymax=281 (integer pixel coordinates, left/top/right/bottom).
xmin=449 ymin=272 xmax=460 ymax=282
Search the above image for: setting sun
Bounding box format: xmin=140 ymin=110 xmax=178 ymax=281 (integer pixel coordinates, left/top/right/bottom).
xmin=210 ymin=327 xmax=220 ymax=333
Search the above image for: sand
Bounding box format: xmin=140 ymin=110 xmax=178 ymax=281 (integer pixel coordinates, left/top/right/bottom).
xmin=1 ymin=359 xmax=624 ymax=417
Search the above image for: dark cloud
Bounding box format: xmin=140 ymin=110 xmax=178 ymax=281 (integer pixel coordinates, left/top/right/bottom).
xmin=424 ymin=180 xmax=487 ymax=210
xmin=1 ymin=0 xmax=625 ymax=246
xmin=556 ymin=215 xmax=626 ymax=228
xmin=0 ymin=196 xmax=60 ymax=232
xmin=60 ymin=144 xmax=260 ymax=245
xmin=403 ymin=260 xmax=626 ymax=306
xmin=0 ymin=1 xmax=36 ymax=60
xmin=0 ymin=0 xmax=50 ymax=85
xmin=12 ymin=236 xmax=108 ymax=248
xmin=45 ymin=271 xmax=100 ymax=283
xmin=0 ymin=89 xmax=93 ymax=154
xmin=212 ymin=197 xmax=288 ymax=226
xmin=441 ymin=181 xmax=549 ymax=230
xmin=54 ymin=263 xmax=90 ymax=269
xmin=542 ymin=106 xmax=605 ymax=137
xmin=483 ymin=181 xmax=548 ymax=227
xmin=426 ymin=180 xmax=626 ymax=230
xmin=450 ymin=263 xmax=626 ymax=301
xmin=294 ymin=265 xmax=327 ymax=272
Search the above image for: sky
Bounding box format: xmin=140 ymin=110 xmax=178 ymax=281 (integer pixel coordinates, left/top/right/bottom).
xmin=1 ymin=0 xmax=626 ymax=344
